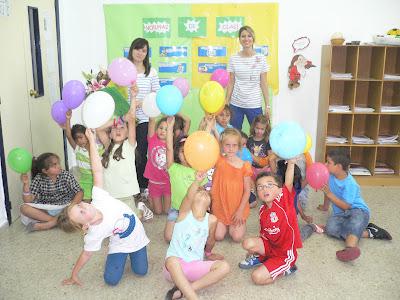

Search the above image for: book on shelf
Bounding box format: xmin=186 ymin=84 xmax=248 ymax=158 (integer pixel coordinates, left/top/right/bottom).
xmin=326 ymin=135 xmax=348 ymax=144
xmin=349 ymin=163 xmax=371 ymax=176
xmin=377 ymin=134 xmax=399 ymax=144
xmin=374 ymin=162 xmax=395 ymax=175
xmin=381 ymin=106 xmax=400 ymax=112
xmin=331 ymin=72 xmax=353 ymax=79
xmin=329 ymin=105 xmax=351 ymax=112
xmin=351 ymin=135 xmax=374 ymax=144
xmin=383 ymin=74 xmax=400 ymax=80
xmin=354 ymin=106 xmax=375 ymax=113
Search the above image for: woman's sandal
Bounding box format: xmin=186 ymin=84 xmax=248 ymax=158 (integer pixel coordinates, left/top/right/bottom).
xmin=165 ymin=286 xmax=183 ymax=300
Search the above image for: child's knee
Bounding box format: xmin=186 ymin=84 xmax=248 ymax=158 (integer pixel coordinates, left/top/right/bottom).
xmin=251 ymin=269 xmax=273 ymax=285
xmin=242 ymin=238 xmax=255 ymax=250
xmin=215 ymin=231 xmax=225 ymax=241
xmin=133 ymin=265 xmax=148 ymax=276
xmin=218 ymin=260 xmax=231 ymax=275
xmin=104 ymin=272 xmax=122 ymax=286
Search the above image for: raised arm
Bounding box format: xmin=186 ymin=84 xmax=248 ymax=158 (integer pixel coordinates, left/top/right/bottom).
xmin=95 ymin=118 xmax=114 ymax=149
xmin=148 ymin=117 xmax=156 ymax=138
xmin=177 ymin=172 xmax=207 ymax=221
xmin=166 ymin=116 xmax=175 ymax=168
xmin=64 ymin=110 xmax=77 ymax=149
xmin=284 ymin=159 xmax=296 ymax=193
xmin=85 ymin=129 xmax=103 ymax=188
xmin=126 ymin=84 xmax=138 ymax=146
xmin=177 ymin=113 xmax=191 ymax=135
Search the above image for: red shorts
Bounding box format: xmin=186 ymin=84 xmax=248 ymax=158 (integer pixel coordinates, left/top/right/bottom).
xmin=148 ymin=181 xmax=171 ymax=198
xmin=259 ymin=238 xmax=298 ymax=280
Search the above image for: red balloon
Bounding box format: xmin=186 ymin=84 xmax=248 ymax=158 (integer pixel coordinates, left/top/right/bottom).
xmin=306 ymin=162 xmax=329 ymax=189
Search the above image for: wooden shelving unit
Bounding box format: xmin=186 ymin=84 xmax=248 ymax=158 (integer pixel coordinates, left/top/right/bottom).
xmin=316 ymin=45 xmax=400 ymax=185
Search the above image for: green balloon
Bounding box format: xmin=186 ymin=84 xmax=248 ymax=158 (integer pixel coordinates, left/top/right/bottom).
xmin=7 ymin=148 xmax=32 ymax=174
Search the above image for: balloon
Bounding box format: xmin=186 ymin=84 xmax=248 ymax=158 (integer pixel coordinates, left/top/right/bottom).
xmin=237 ymin=147 xmax=253 ymax=163
xmin=156 ymin=85 xmax=183 ymax=116
xmin=142 ymin=92 xmax=161 ymax=118
xmin=62 ymin=80 xmax=86 ymax=109
xmin=304 ymin=134 xmax=312 ymax=153
xmin=210 ymin=69 xmax=229 ymax=88
xmin=199 ymin=81 xmax=225 ymax=114
xmin=269 ymin=121 xmax=306 ymax=159
xmin=108 ymin=57 xmax=137 ymax=87
xmin=184 ymin=131 xmax=220 ymax=171
xmin=7 ymin=148 xmax=32 ymax=173
xmin=82 ymin=91 xmax=115 ymax=128
xmin=51 ymin=100 xmax=69 ymax=124
xmin=173 ymin=78 xmax=190 ymax=97
xmin=306 ymin=162 xmax=329 ymax=189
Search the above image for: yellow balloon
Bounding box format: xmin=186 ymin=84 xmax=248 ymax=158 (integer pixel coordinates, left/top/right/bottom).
xmin=304 ymin=134 xmax=312 ymax=153
xmin=107 ymin=80 xmax=128 ymax=99
xmin=184 ymin=131 xmax=220 ymax=171
xmin=199 ymin=81 xmax=225 ymax=114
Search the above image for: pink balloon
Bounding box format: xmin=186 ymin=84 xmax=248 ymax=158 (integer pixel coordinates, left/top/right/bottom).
xmin=306 ymin=162 xmax=329 ymax=189
xmin=211 ymin=69 xmax=229 ymax=88
xmin=173 ymin=78 xmax=190 ymax=97
xmin=108 ymin=57 xmax=137 ymax=87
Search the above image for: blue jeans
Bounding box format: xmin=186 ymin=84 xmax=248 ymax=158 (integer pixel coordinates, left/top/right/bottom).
xmin=229 ymin=104 xmax=263 ymax=131
xmin=104 ymin=246 xmax=148 ymax=286
xmin=325 ymin=208 xmax=370 ymax=240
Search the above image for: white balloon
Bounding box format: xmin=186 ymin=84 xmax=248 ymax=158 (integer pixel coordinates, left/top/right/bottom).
xmin=82 ymin=91 xmax=115 ymax=128
xmin=142 ymin=92 xmax=161 ymax=118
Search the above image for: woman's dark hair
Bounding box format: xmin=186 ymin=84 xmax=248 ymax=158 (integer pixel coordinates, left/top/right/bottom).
xmin=71 ymin=124 xmax=87 ymax=140
xmin=173 ymin=135 xmax=187 ymax=164
xmin=31 ymin=153 xmax=59 ymax=178
xmin=102 ymin=140 xmax=125 ymax=168
xmin=255 ymin=171 xmax=283 ymax=188
xmin=128 ymin=38 xmax=151 ymax=77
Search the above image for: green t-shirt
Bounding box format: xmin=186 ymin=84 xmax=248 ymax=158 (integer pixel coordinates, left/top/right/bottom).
xmin=168 ymin=163 xmax=207 ymax=210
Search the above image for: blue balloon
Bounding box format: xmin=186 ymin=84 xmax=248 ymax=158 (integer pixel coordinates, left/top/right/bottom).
xmin=237 ymin=147 xmax=253 ymax=163
xmin=269 ymin=121 xmax=306 ymax=159
xmin=156 ymin=85 xmax=183 ymax=116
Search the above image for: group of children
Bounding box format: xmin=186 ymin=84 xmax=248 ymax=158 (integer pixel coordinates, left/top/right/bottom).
xmin=18 ymin=89 xmax=392 ymax=299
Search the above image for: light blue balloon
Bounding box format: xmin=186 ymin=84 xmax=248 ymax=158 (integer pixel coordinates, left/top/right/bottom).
xmin=237 ymin=147 xmax=253 ymax=163
xmin=270 ymin=121 xmax=306 ymax=159
xmin=156 ymin=85 xmax=183 ymax=116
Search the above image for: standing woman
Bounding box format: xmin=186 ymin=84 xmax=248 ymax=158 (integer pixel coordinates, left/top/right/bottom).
xmin=226 ymin=26 xmax=270 ymax=131
xmin=128 ymin=38 xmax=160 ymax=198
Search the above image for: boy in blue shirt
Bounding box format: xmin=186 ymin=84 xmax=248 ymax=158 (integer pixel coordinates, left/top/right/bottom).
xmin=322 ymin=149 xmax=391 ymax=262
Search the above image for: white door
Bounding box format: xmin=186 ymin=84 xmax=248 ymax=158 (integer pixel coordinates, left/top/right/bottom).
xmin=0 ymin=0 xmax=64 ymax=224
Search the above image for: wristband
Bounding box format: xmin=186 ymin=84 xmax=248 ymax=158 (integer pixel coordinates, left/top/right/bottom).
xmin=205 ymin=251 xmax=212 ymax=257
xmin=23 ymin=192 xmax=31 ymax=196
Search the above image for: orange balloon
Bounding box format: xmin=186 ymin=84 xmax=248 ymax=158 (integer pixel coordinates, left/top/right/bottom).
xmin=184 ymin=131 xmax=220 ymax=171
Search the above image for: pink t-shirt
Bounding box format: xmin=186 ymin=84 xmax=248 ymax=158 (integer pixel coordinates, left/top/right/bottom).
xmin=144 ymin=134 xmax=169 ymax=184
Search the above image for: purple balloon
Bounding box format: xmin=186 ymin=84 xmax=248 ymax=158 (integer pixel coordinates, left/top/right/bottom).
xmin=173 ymin=78 xmax=190 ymax=97
xmin=62 ymin=80 xmax=86 ymax=109
xmin=51 ymin=100 xmax=68 ymax=124
xmin=108 ymin=57 xmax=137 ymax=87
xmin=211 ymin=69 xmax=229 ymax=88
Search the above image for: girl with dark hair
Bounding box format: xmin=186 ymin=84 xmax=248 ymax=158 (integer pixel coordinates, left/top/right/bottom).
xmin=127 ymin=38 xmax=160 ymax=199
xmin=20 ymin=152 xmax=83 ymax=231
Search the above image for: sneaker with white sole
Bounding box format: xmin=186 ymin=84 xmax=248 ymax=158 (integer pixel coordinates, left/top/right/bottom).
xmin=238 ymin=254 xmax=262 ymax=269
xmin=137 ymin=202 xmax=153 ymax=221
xmin=367 ymin=223 xmax=392 ymax=240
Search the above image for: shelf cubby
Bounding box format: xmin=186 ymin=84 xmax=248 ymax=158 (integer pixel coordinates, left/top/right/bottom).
xmin=329 ymin=80 xmax=355 ymax=108
xmin=384 ymin=46 xmax=400 ymax=76
xmin=357 ymin=46 xmax=385 ymax=80
xmin=331 ymin=45 xmax=358 ymax=76
xmin=382 ymin=81 xmax=400 ymax=106
xmin=354 ymin=81 xmax=382 ymax=112
xmin=353 ymin=114 xmax=379 ymax=142
xmin=379 ymin=115 xmax=400 ymax=136
xmin=376 ymin=147 xmax=400 ymax=175
xmin=327 ymin=114 xmax=353 ymax=141
xmin=350 ymin=146 xmax=376 ymax=174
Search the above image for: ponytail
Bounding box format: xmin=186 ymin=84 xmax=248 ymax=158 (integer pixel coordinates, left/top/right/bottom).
xmin=101 ymin=140 xmax=125 ymax=168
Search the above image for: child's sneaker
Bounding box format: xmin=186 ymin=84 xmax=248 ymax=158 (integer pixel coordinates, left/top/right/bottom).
xmin=366 ymin=223 xmax=392 ymax=240
xmin=285 ymin=265 xmax=298 ymax=276
xmin=238 ymin=254 xmax=262 ymax=269
xmin=137 ymin=202 xmax=153 ymax=221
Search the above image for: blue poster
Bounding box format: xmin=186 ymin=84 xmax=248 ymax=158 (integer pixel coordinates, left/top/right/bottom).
xmin=198 ymin=63 xmax=227 ymax=73
xmin=198 ymin=46 xmax=227 ymax=57
xmin=254 ymin=45 xmax=269 ymax=56
xmin=159 ymin=78 xmax=175 ymax=87
xmin=159 ymin=62 xmax=187 ymax=73
xmin=123 ymin=47 xmax=152 ymax=58
xmin=159 ymin=46 xmax=188 ymax=57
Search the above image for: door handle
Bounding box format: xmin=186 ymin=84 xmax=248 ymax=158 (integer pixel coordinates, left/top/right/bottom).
xmin=29 ymin=89 xmax=39 ymax=97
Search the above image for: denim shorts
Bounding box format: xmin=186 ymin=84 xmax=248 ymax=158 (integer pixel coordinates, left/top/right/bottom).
xmin=325 ymin=208 xmax=370 ymax=240
xmin=167 ymin=208 xmax=179 ymax=222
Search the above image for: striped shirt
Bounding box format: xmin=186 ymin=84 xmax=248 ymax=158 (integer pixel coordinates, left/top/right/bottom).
xmin=74 ymin=144 xmax=104 ymax=180
xmin=227 ymin=53 xmax=270 ymax=109
xmin=129 ymin=67 xmax=160 ymax=124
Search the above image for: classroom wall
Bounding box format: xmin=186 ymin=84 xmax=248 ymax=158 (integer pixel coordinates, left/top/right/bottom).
xmin=59 ymin=0 xmax=400 ymax=166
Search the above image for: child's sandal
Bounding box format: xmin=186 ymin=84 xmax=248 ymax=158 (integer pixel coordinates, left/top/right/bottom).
xmin=165 ymin=286 xmax=183 ymax=300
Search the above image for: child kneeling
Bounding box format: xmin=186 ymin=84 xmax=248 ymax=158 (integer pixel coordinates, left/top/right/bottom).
xmin=58 ymin=129 xmax=149 ymax=286
xmin=239 ymin=159 xmax=302 ymax=285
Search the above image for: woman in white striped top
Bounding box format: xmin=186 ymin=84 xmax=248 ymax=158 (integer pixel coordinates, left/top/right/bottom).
xmin=226 ymin=26 xmax=270 ymax=131
xmin=127 ymin=38 xmax=160 ymax=195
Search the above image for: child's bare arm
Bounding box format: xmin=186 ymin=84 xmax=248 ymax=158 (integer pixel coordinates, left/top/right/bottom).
xmin=21 ymin=174 xmax=35 ymax=203
xmin=166 ymin=116 xmax=175 ymax=169
xmin=85 ymin=129 xmax=103 ymax=188
xmin=177 ymin=112 xmax=191 ymax=135
xmin=284 ymin=159 xmax=296 ymax=192
xmin=62 ymin=250 xmax=94 ymax=286
xmin=148 ymin=117 xmax=156 ymax=138
xmin=126 ymin=84 xmax=138 ymax=146
xmin=321 ymin=185 xmax=351 ymax=210
xmin=177 ymin=172 xmax=207 ymax=221
xmin=205 ymin=214 xmax=224 ymax=260
xmin=232 ymin=175 xmax=251 ymax=226
xmin=64 ymin=110 xmax=77 ymax=149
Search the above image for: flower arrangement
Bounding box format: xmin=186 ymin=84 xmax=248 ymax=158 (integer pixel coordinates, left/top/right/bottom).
xmin=82 ymin=67 xmax=110 ymax=95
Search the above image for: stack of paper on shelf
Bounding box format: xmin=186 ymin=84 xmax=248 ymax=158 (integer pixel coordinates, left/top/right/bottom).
xmin=377 ymin=134 xmax=399 ymax=144
xmin=354 ymin=106 xmax=375 ymax=112
xmin=329 ymin=105 xmax=351 ymax=112
xmin=349 ymin=163 xmax=371 ymax=176
xmin=331 ymin=72 xmax=353 ymax=79
xmin=384 ymin=74 xmax=400 ymax=80
xmin=326 ymin=135 xmax=348 ymax=144
xmin=381 ymin=106 xmax=400 ymax=112
xmin=374 ymin=162 xmax=395 ymax=175
xmin=352 ymin=135 xmax=374 ymax=144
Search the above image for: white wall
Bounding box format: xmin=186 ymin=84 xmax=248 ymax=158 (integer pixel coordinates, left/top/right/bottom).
xmin=59 ymin=0 xmax=400 ymax=164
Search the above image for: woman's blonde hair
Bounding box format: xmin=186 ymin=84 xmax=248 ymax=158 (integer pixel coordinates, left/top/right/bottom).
xmin=57 ymin=205 xmax=82 ymax=233
xmin=220 ymin=127 xmax=242 ymax=150
xmin=239 ymin=25 xmax=256 ymax=43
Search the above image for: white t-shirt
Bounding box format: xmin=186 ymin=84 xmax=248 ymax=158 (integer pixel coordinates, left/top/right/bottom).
xmin=84 ymin=186 xmax=150 ymax=254
xmin=103 ymin=140 xmax=140 ymax=198
xmin=227 ymin=53 xmax=270 ymax=108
